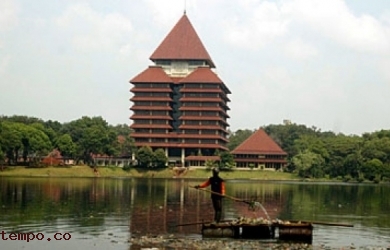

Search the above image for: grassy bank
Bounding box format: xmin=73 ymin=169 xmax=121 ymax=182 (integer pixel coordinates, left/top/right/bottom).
xmin=0 ymin=165 xmax=299 ymax=180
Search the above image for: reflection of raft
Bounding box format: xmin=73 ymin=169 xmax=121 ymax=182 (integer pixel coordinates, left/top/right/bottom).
xmin=202 ymin=223 xmax=274 ymax=239
xmin=201 ymin=220 xmax=313 ymax=243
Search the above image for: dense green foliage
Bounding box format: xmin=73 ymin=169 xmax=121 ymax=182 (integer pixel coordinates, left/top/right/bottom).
xmin=0 ymin=115 xmax=135 ymax=165
xmin=1 ymin=115 xmax=390 ymax=182
xmin=228 ymin=123 xmax=390 ymax=182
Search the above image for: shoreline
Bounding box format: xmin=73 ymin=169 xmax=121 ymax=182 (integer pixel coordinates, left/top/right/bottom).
xmin=0 ymin=165 xmax=300 ymax=180
xmin=2 ymin=166 xmax=386 ymax=184
xmin=0 ymin=166 xmax=364 ymax=183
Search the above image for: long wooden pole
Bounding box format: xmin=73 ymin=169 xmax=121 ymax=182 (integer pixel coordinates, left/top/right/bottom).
xmin=190 ymin=185 xmax=251 ymax=204
xmin=174 ymin=220 xmax=233 ymax=227
xmin=192 ymin=187 xmax=353 ymax=228
xmin=303 ymin=221 xmax=354 ymax=227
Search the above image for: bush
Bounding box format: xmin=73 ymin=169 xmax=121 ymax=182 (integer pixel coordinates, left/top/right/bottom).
xmin=123 ymin=164 xmax=131 ymax=171
xmin=343 ymin=175 xmax=352 ymax=182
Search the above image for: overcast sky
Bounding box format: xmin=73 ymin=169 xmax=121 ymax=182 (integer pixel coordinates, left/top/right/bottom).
xmin=1 ymin=0 xmax=390 ymax=136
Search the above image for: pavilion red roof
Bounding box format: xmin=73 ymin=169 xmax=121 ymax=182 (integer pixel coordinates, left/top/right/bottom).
xmin=231 ymin=129 xmax=287 ymax=155
xmin=150 ymin=14 xmax=215 ymax=68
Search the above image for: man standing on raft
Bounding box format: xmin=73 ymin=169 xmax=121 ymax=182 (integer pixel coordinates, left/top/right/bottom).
xmin=195 ymin=167 xmax=225 ymax=223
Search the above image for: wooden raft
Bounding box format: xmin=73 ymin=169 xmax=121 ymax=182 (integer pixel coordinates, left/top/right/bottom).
xmin=201 ymin=221 xmax=313 ymax=243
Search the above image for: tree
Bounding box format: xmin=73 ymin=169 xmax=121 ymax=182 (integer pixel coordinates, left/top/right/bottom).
xmin=264 ymin=123 xmax=321 ymax=157
xmin=117 ymin=135 xmax=136 ymax=157
xmin=205 ymin=159 xmax=217 ymax=170
xmin=0 ymin=122 xmax=23 ymax=164
xmin=0 ymin=121 xmax=51 ymax=164
xmin=22 ymin=125 xmax=52 ymax=160
xmin=219 ymin=151 xmax=234 ymax=170
xmin=137 ymin=146 xmax=154 ymax=167
xmin=292 ymin=150 xmax=325 ymax=178
xmin=153 ymin=148 xmax=167 ymax=168
xmin=322 ymin=135 xmax=362 ymax=178
xmin=112 ymin=124 xmax=135 ymax=157
xmin=0 ymin=148 xmax=4 ymax=164
xmin=61 ymin=116 xmax=118 ymax=164
xmin=362 ymin=137 xmax=390 ymax=164
xmin=342 ymin=151 xmax=364 ymax=179
xmin=55 ymin=134 xmax=76 ymax=158
xmin=362 ymin=158 xmax=383 ymax=181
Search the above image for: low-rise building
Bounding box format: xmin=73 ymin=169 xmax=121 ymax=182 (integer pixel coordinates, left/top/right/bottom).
xmin=231 ymin=129 xmax=287 ymax=170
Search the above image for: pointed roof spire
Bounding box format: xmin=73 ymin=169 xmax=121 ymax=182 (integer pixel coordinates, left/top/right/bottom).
xmin=231 ymin=129 xmax=287 ymax=155
xmin=150 ymin=14 xmax=215 ymax=68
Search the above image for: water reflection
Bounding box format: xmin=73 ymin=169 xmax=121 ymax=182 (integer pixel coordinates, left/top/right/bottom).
xmin=0 ymin=177 xmax=389 ymax=249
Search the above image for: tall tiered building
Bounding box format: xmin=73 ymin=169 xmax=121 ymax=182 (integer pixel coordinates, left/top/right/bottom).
xmin=129 ymin=14 xmax=231 ymax=166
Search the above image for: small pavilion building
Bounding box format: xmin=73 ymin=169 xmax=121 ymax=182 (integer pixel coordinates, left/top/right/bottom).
xmin=231 ymin=129 xmax=287 ymax=170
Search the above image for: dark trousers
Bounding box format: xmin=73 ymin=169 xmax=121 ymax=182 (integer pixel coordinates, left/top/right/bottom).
xmin=212 ymin=198 xmax=222 ymax=222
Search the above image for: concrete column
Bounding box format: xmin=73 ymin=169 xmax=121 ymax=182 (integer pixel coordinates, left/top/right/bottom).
xmin=181 ymin=148 xmax=185 ymax=166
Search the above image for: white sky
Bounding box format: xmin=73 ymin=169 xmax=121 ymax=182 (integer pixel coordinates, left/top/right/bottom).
xmin=1 ymin=0 xmax=390 ymax=136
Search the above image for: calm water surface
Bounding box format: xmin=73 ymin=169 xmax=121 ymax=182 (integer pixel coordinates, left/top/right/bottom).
xmin=0 ymin=177 xmax=389 ymax=249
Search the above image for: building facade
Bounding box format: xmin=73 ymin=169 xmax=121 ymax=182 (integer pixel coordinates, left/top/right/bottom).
xmin=129 ymin=14 xmax=231 ymax=166
xmin=231 ymin=129 xmax=287 ymax=170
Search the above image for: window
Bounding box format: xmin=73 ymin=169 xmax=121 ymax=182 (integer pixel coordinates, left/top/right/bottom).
xmin=202 ymin=130 xmax=216 ymax=135
xmin=134 ymin=128 xmax=150 ymax=133
xmin=202 ymin=84 xmax=218 ymax=89
xmin=151 ymin=111 xmax=167 ymax=115
xmin=185 ymin=83 xmax=201 ymax=88
xmin=201 ymin=139 xmax=215 ymax=144
xmin=135 ymin=120 xmax=149 ymax=124
xmin=151 ymin=129 xmax=166 ymax=134
xmin=134 ymin=111 xmax=149 ymax=115
xmin=202 ymin=120 xmax=217 ymax=125
xmin=134 ymin=83 xmax=150 ymax=88
xmin=156 ymin=60 xmax=171 ymax=66
xmin=185 ymin=111 xmax=199 ymax=116
xmin=184 ymin=120 xmax=200 ymax=125
xmin=151 ymin=120 xmax=166 ymax=124
xmin=185 ymin=139 xmax=199 ymax=144
xmin=151 ymin=138 xmax=165 ymax=143
xmin=184 ymin=130 xmax=199 ymax=134
xmin=202 ymin=111 xmax=217 ymax=116
xmin=188 ymin=60 xmax=204 ymax=66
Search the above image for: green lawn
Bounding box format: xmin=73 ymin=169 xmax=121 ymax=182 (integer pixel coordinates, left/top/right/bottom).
xmin=0 ymin=165 xmax=299 ymax=180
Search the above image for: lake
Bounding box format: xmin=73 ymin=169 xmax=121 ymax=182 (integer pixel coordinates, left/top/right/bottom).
xmin=0 ymin=177 xmax=389 ymax=249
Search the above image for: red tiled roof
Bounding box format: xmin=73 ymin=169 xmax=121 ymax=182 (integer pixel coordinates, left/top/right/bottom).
xmin=231 ymin=129 xmax=287 ymax=155
xmin=150 ymin=14 xmax=215 ymax=68
xmin=130 ymin=124 xmax=172 ymax=129
xmin=180 ymin=97 xmax=223 ymax=102
xmin=130 ymin=115 xmax=173 ymax=120
xmin=180 ymin=67 xmax=223 ymax=83
xmin=170 ymin=77 xmax=184 ymax=83
xmin=130 ymin=106 xmax=172 ymax=111
xmin=180 ymin=88 xmax=223 ymax=93
xmin=131 ymin=88 xmax=172 ymax=93
xmin=130 ymin=134 xmax=171 ymax=138
xmin=134 ymin=142 xmax=228 ymax=150
xmin=130 ymin=66 xmax=173 ymax=83
xmin=130 ymin=97 xmax=172 ymax=102
xmin=179 ymin=116 xmax=226 ymax=122
xmin=178 ymin=134 xmax=228 ymax=141
xmin=179 ymin=126 xmax=228 ymax=133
